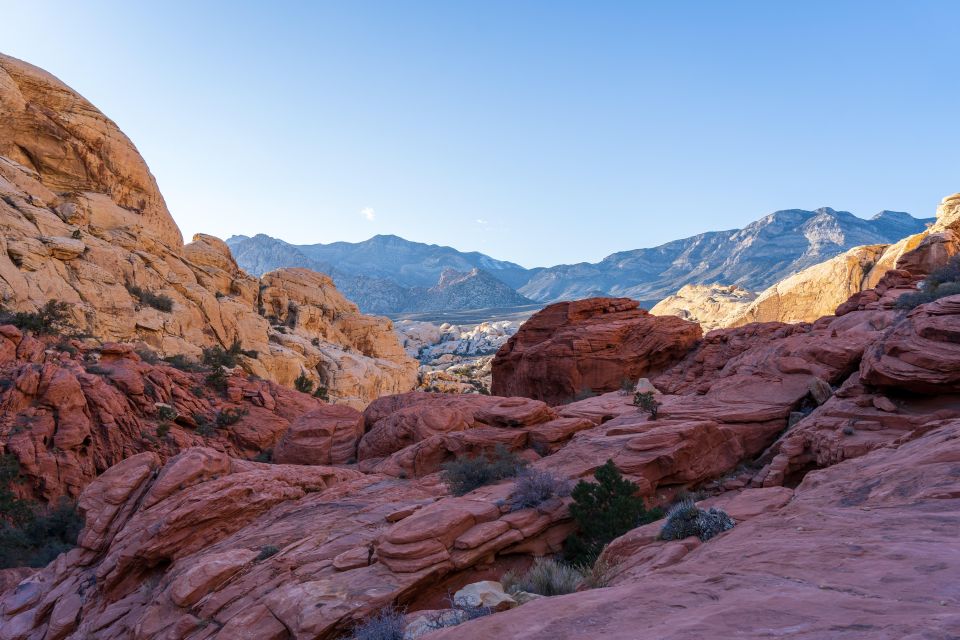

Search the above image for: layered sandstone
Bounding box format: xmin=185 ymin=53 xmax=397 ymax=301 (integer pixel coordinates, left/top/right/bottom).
xmin=491 ymin=298 xmax=701 ymax=404
xmin=0 ymin=54 xmax=416 ymax=407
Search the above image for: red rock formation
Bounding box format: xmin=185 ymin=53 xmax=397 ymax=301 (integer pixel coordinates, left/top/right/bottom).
xmin=491 ymin=298 xmax=701 ymax=404
xmin=0 ymin=326 xmax=321 ymax=501
xmin=272 ymin=404 xmax=365 ymax=465
xmin=427 ymin=421 xmax=960 ymax=639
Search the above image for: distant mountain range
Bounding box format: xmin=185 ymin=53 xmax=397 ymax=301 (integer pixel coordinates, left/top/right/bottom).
xmin=226 ymin=207 xmax=932 ymax=314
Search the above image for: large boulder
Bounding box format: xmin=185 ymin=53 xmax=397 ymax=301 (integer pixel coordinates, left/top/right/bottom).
xmin=491 ymin=298 xmax=701 ymax=405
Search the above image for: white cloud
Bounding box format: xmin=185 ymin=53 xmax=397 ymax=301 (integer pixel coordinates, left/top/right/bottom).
xmin=475 ymin=218 xmax=488 ymax=225
xmin=360 ymin=207 xmax=376 ymax=221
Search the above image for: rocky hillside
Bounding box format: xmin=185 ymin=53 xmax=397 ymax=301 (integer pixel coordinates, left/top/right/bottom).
xmin=4 ymin=203 xmax=960 ymax=636
xmin=230 ymin=209 xmax=930 ymax=315
xmin=0 ymin=53 xmax=416 ymax=407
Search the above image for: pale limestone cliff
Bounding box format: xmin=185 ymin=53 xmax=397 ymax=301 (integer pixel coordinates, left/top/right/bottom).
xmin=0 ymin=53 xmax=416 ymax=407
xmin=649 ymin=284 xmax=756 ymax=331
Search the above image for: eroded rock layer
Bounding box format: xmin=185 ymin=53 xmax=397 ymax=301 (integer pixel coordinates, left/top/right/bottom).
xmin=0 ymin=54 xmax=416 ymax=407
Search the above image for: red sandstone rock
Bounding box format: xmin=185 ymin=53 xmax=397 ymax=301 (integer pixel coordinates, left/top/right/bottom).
xmin=491 ymin=298 xmax=701 ymax=405
xmin=861 ymin=294 xmax=960 ymax=393
xmin=0 ymin=328 xmax=322 ymax=501
xmin=272 ymin=404 xmax=365 ymax=465
xmin=428 ymin=421 xmax=960 ymax=639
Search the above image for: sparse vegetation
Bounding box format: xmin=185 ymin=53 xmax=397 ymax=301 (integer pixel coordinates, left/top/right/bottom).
xmin=135 ymin=347 xmax=160 ymax=364
xmin=127 ymin=285 xmax=174 ymax=312
xmin=573 ymin=387 xmax=597 ymax=401
xmin=441 ymin=444 xmax=526 ymax=496
xmin=194 ymin=414 xmax=215 ymax=437
xmin=294 ymin=373 xmax=314 ymax=394
xmin=205 ymin=365 xmax=229 ymax=394
xmin=348 ymin=604 xmax=406 ymax=640
xmin=0 ymin=300 xmax=71 ymax=335
xmin=509 ymin=469 xmax=572 ymax=511
xmin=156 ymin=423 xmax=171 ymax=439
xmin=895 ymin=255 xmax=960 ymax=310
xmin=255 ymin=545 xmax=280 ymax=562
xmin=201 ymin=340 xmax=255 ymax=369
xmin=501 ymin=558 xmax=583 ymax=596
xmin=216 ymin=407 xmax=248 ymax=427
xmin=0 ymin=454 xmax=83 ymax=568
xmin=313 ymin=386 xmax=329 ymax=401
xmin=157 ymin=405 xmax=178 ymax=421
xmin=659 ymin=498 xmax=735 ymax=542
xmin=163 ymin=354 xmax=204 ymax=372
xmin=564 ymin=460 xmax=662 ymax=565
xmin=633 ymin=391 xmax=661 ymax=419
xmin=254 ymin=449 xmax=274 ymax=463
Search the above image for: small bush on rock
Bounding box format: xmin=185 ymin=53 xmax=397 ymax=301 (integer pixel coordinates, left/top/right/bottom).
xmin=0 ymin=456 xmax=83 ymax=568
xmin=156 ymin=405 xmax=178 ymax=421
xmin=0 ymin=300 xmax=71 ymax=335
xmin=294 ymin=373 xmax=314 ymax=394
xmin=633 ymin=391 xmax=660 ymax=419
xmin=509 ymin=469 xmax=572 ymax=510
xmin=441 ymin=444 xmax=526 ymax=496
xmin=216 ymin=407 xmax=248 ymax=427
xmin=659 ymin=498 xmax=735 ymax=542
xmin=564 ymin=460 xmax=662 ymax=565
xmin=501 ymin=558 xmax=583 ymax=596
xmin=127 ymin=285 xmax=174 ymax=312
xmin=895 ymin=255 xmax=960 ymax=310
xmin=205 ymin=365 xmax=229 ymax=394
xmin=164 ymin=354 xmax=204 ymax=372
xmin=349 ymin=605 xmax=406 ymax=640
xmin=255 ymin=545 xmax=279 ymax=562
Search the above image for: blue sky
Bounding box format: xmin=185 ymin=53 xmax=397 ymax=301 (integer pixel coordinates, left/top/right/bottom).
xmin=3 ymin=1 xmax=958 ymax=267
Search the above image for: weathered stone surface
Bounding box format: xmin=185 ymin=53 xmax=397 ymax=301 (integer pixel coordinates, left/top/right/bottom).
xmin=492 ymin=298 xmax=701 ymax=405
xmin=650 ymin=284 xmax=756 ymax=331
xmin=860 ymin=294 xmax=960 ymax=393
xmin=272 ymin=404 xmax=365 ymax=465
xmin=429 ymin=422 xmax=960 ymax=639
xmin=0 ymin=329 xmax=321 ymax=501
xmin=0 ymin=55 xmax=416 ymax=407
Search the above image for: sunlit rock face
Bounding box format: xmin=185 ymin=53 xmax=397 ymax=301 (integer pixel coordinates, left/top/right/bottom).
xmin=0 ymin=54 xmax=416 ymax=407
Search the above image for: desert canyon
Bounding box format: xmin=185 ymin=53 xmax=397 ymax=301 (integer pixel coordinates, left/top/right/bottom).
xmin=1 ymin=52 xmax=959 ymax=640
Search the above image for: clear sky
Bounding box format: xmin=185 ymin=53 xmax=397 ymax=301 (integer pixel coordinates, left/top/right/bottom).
xmin=3 ymin=1 xmax=958 ymax=267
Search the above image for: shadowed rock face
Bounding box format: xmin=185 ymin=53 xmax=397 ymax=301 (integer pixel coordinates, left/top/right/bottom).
xmin=0 ymin=54 xmax=416 ymax=406
xmin=491 ymin=298 xmax=702 ymax=405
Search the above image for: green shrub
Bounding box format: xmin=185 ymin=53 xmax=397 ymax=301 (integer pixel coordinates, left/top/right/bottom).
xmin=127 ymin=285 xmax=174 ymax=312
xmin=441 ymin=444 xmax=526 ymax=496
xmin=313 ymin=386 xmax=329 ymax=401
xmin=253 ymin=449 xmax=274 ymax=463
xmin=163 ymin=354 xmax=204 ymax=372
xmin=563 ymin=460 xmax=662 ymax=565
xmin=156 ymin=423 xmax=171 ymax=439
xmin=633 ymin=391 xmax=660 ymax=419
xmin=156 ymin=405 xmax=178 ymax=421
xmin=216 ymin=407 xmax=247 ymax=427
xmin=134 ymin=347 xmax=159 ymax=364
xmin=501 ymin=558 xmax=582 ymax=596
xmin=659 ymin=498 xmax=735 ymax=542
xmin=255 ymin=545 xmax=280 ymax=562
xmin=205 ymin=365 xmax=229 ymax=394
xmin=0 ymin=456 xmax=83 ymax=568
xmin=294 ymin=373 xmax=314 ymax=394
xmin=194 ymin=414 xmax=215 ymax=437
xmin=0 ymin=300 xmax=71 ymax=335
xmin=895 ymin=255 xmax=960 ymax=310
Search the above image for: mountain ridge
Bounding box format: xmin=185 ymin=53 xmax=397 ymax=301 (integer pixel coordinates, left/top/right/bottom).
xmin=227 ymin=206 xmax=932 ymax=313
